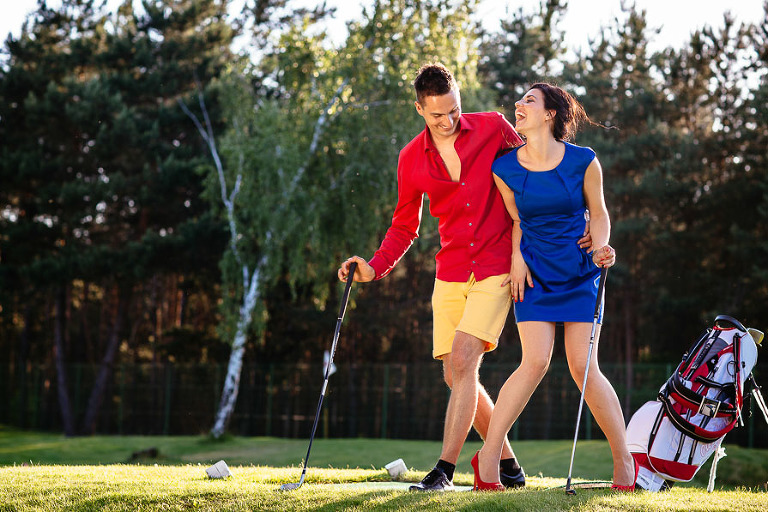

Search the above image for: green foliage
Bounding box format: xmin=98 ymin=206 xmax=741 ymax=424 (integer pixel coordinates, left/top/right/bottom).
xmin=0 ymin=0 xmax=239 ymax=436
xmin=2 ymin=0 xmax=768 ymax=434
xmin=209 ymin=0 xmax=492 ymax=356
xmin=0 ymin=0 xmax=235 ymax=359
xmin=479 ymin=0 xmax=569 ymax=114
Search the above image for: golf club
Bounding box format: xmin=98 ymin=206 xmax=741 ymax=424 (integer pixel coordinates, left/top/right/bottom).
xmin=565 ymin=266 xmax=608 ymax=496
xmin=281 ymin=261 xmax=358 ymax=491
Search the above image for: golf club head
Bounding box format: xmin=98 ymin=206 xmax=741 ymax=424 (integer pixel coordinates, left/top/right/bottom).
xmin=565 ymin=487 xmax=577 ymax=496
xmin=280 ymin=482 xmax=302 ymax=491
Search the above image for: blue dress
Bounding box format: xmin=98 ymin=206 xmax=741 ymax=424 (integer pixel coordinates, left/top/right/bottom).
xmin=492 ymin=142 xmax=602 ymax=323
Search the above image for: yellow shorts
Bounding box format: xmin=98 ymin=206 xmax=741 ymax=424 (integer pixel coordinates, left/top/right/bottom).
xmin=431 ymin=273 xmax=512 ymax=359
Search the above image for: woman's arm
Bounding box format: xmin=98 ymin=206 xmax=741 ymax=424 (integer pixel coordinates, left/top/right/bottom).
xmin=583 ymin=157 xmax=616 ymax=268
xmin=493 ymin=173 xmax=534 ymax=300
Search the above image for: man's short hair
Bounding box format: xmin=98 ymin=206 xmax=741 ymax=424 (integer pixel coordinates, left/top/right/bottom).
xmin=414 ymin=63 xmax=457 ymax=103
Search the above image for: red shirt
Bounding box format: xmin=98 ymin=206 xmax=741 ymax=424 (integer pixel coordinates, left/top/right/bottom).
xmin=368 ymin=111 xmax=523 ymax=282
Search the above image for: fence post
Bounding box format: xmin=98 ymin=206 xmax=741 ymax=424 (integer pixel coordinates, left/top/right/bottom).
xmin=0 ymin=364 xmax=3 ymax=422
xmin=266 ymin=363 xmax=274 ymax=437
xmin=0 ymin=364 xmax=5 ymax=423
xmin=163 ymin=364 xmax=173 ymax=436
xmin=118 ymin=364 xmax=125 ymax=435
xmin=74 ymin=364 xmax=82 ymax=417
xmin=381 ymin=364 xmax=389 ymax=439
xmin=32 ymin=366 xmax=40 ymax=428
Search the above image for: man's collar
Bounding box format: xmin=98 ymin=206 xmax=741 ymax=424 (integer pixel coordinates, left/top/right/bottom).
xmin=421 ymin=114 xmax=473 ymax=152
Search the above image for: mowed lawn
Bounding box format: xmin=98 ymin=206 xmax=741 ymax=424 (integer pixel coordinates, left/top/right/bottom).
xmin=1 ymin=428 xmax=767 ymax=511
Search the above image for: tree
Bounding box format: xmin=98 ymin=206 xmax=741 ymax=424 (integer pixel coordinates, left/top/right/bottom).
xmin=700 ymin=5 xmax=768 ymax=325
xmin=0 ymin=0 xmax=234 ymax=434
xmin=478 ymin=0 xmax=569 ymax=114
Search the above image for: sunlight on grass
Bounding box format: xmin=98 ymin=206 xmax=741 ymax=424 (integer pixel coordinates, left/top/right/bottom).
xmin=1 ymin=431 xmax=767 ymax=510
xmin=1 ymin=465 xmax=767 ymax=511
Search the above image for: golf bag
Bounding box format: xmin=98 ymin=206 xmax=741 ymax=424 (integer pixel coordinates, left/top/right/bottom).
xmin=626 ymin=315 xmax=768 ymax=492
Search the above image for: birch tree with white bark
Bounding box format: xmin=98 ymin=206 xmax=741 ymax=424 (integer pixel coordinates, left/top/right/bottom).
xmin=179 ymin=74 xmax=356 ymax=436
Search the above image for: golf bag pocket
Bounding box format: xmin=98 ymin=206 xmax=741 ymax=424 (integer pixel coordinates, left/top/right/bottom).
xmin=627 ymin=400 xmax=723 ymax=487
xmin=626 ymin=315 xmax=765 ymax=491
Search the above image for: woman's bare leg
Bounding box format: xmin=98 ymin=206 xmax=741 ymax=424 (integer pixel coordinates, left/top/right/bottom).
xmin=477 ymin=321 xmax=555 ymax=482
xmin=563 ymin=322 xmax=634 ymax=486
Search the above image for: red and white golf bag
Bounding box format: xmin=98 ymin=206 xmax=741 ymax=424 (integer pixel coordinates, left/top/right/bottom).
xmin=626 ymin=315 xmax=767 ymax=492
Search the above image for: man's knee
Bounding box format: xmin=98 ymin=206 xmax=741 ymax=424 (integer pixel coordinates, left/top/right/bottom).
xmin=449 ymin=333 xmax=484 ymax=378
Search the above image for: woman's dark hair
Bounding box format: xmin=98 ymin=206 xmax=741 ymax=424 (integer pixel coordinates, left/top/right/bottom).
xmin=529 ymin=83 xmax=592 ymax=141
xmin=413 ymin=63 xmax=457 ymax=103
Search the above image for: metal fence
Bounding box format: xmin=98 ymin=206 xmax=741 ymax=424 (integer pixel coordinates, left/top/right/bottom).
xmin=1 ymin=361 xmax=766 ymax=447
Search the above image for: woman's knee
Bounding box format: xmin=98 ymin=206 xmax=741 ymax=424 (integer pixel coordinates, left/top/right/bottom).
xmin=521 ymin=357 xmax=550 ymax=381
xmin=569 ymin=363 xmax=607 ymax=391
xmin=569 ymin=361 xmax=588 ymax=384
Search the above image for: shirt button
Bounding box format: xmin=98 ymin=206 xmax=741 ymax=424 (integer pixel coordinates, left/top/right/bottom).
xmin=466 ymin=202 xmax=470 ymax=207
xmin=468 ymin=222 xmax=472 ymax=226
xmin=472 ymin=260 xmax=476 ymax=264
xmin=461 ymin=182 xmax=466 ymax=186
xmin=470 ymin=243 xmax=474 ymax=247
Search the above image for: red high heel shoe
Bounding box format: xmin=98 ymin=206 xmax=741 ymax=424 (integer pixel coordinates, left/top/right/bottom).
xmin=611 ymin=457 xmax=639 ymax=492
xmin=471 ymin=451 xmax=504 ymax=492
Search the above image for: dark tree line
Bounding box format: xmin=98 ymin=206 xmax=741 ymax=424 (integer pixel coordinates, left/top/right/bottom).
xmin=1 ymin=0 xmax=767 ymax=434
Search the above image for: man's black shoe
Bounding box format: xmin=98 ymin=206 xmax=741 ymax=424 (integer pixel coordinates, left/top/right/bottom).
xmin=500 ymin=465 xmax=526 ymax=489
xmin=409 ymin=467 xmax=454 ymax=492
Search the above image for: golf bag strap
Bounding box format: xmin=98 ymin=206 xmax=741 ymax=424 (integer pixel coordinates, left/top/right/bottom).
xmin=666 ymin=373 xmax=737 ymax=417
xmin=733 ymin=333 xmax=744 ymax=425
xmin=658 ymin=393 xmax=736 ymax=443
xmin=681 ymin=329 xmax=715 ymax=374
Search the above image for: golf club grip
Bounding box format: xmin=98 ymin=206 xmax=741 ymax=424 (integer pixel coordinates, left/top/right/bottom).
xmin=338 ymin=261 xmax=357 ymax=320
xmin=593 ymin=267 xmax=608 ymax=320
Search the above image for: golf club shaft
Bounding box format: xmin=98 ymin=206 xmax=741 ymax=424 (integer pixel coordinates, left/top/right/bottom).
xmin=296 ymin=262 xmax=358 ymax=485
xmin=565 ymin=266 xmax=608 ymax=493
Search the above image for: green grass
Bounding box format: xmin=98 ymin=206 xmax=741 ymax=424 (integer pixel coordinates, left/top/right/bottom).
xmin=1 ymin=427 xmax=767 ymax=511
xmin=2 ymin=465 xmax=767 ymax=511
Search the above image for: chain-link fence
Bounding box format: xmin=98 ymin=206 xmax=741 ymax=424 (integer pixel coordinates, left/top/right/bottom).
xmin=1 ymin=361 xmax=766 ymax=447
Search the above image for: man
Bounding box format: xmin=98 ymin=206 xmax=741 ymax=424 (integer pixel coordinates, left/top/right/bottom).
xmin=338 ymin=63 xmax=526 ymax=491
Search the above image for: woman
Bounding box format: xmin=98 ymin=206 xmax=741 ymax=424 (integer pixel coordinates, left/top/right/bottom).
xmin=471 ymin=83 xmax=637 ymax=491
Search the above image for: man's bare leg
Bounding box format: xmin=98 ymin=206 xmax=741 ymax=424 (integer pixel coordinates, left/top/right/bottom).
xmin=438 ymin=331 xmax=517 ymax=463
xmin=438 ymin=331 xmax=484 ymax=463
xmin=411 ymin=331 xmax=522 ymax=491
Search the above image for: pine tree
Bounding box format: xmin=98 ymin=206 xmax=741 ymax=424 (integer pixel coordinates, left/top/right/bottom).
xmin=0 ymin=0 xmax=235 ymax=434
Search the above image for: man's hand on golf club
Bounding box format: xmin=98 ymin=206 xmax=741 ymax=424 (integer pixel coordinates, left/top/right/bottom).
xmin=338 ymin=256 xmax=375 ymax=282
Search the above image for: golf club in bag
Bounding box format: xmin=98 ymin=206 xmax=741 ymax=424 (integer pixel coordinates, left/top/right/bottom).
xmin=281 ymin=262 xmax=357 ymax=491
xmin=565 ymin=266 xmax=608 ymax=495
